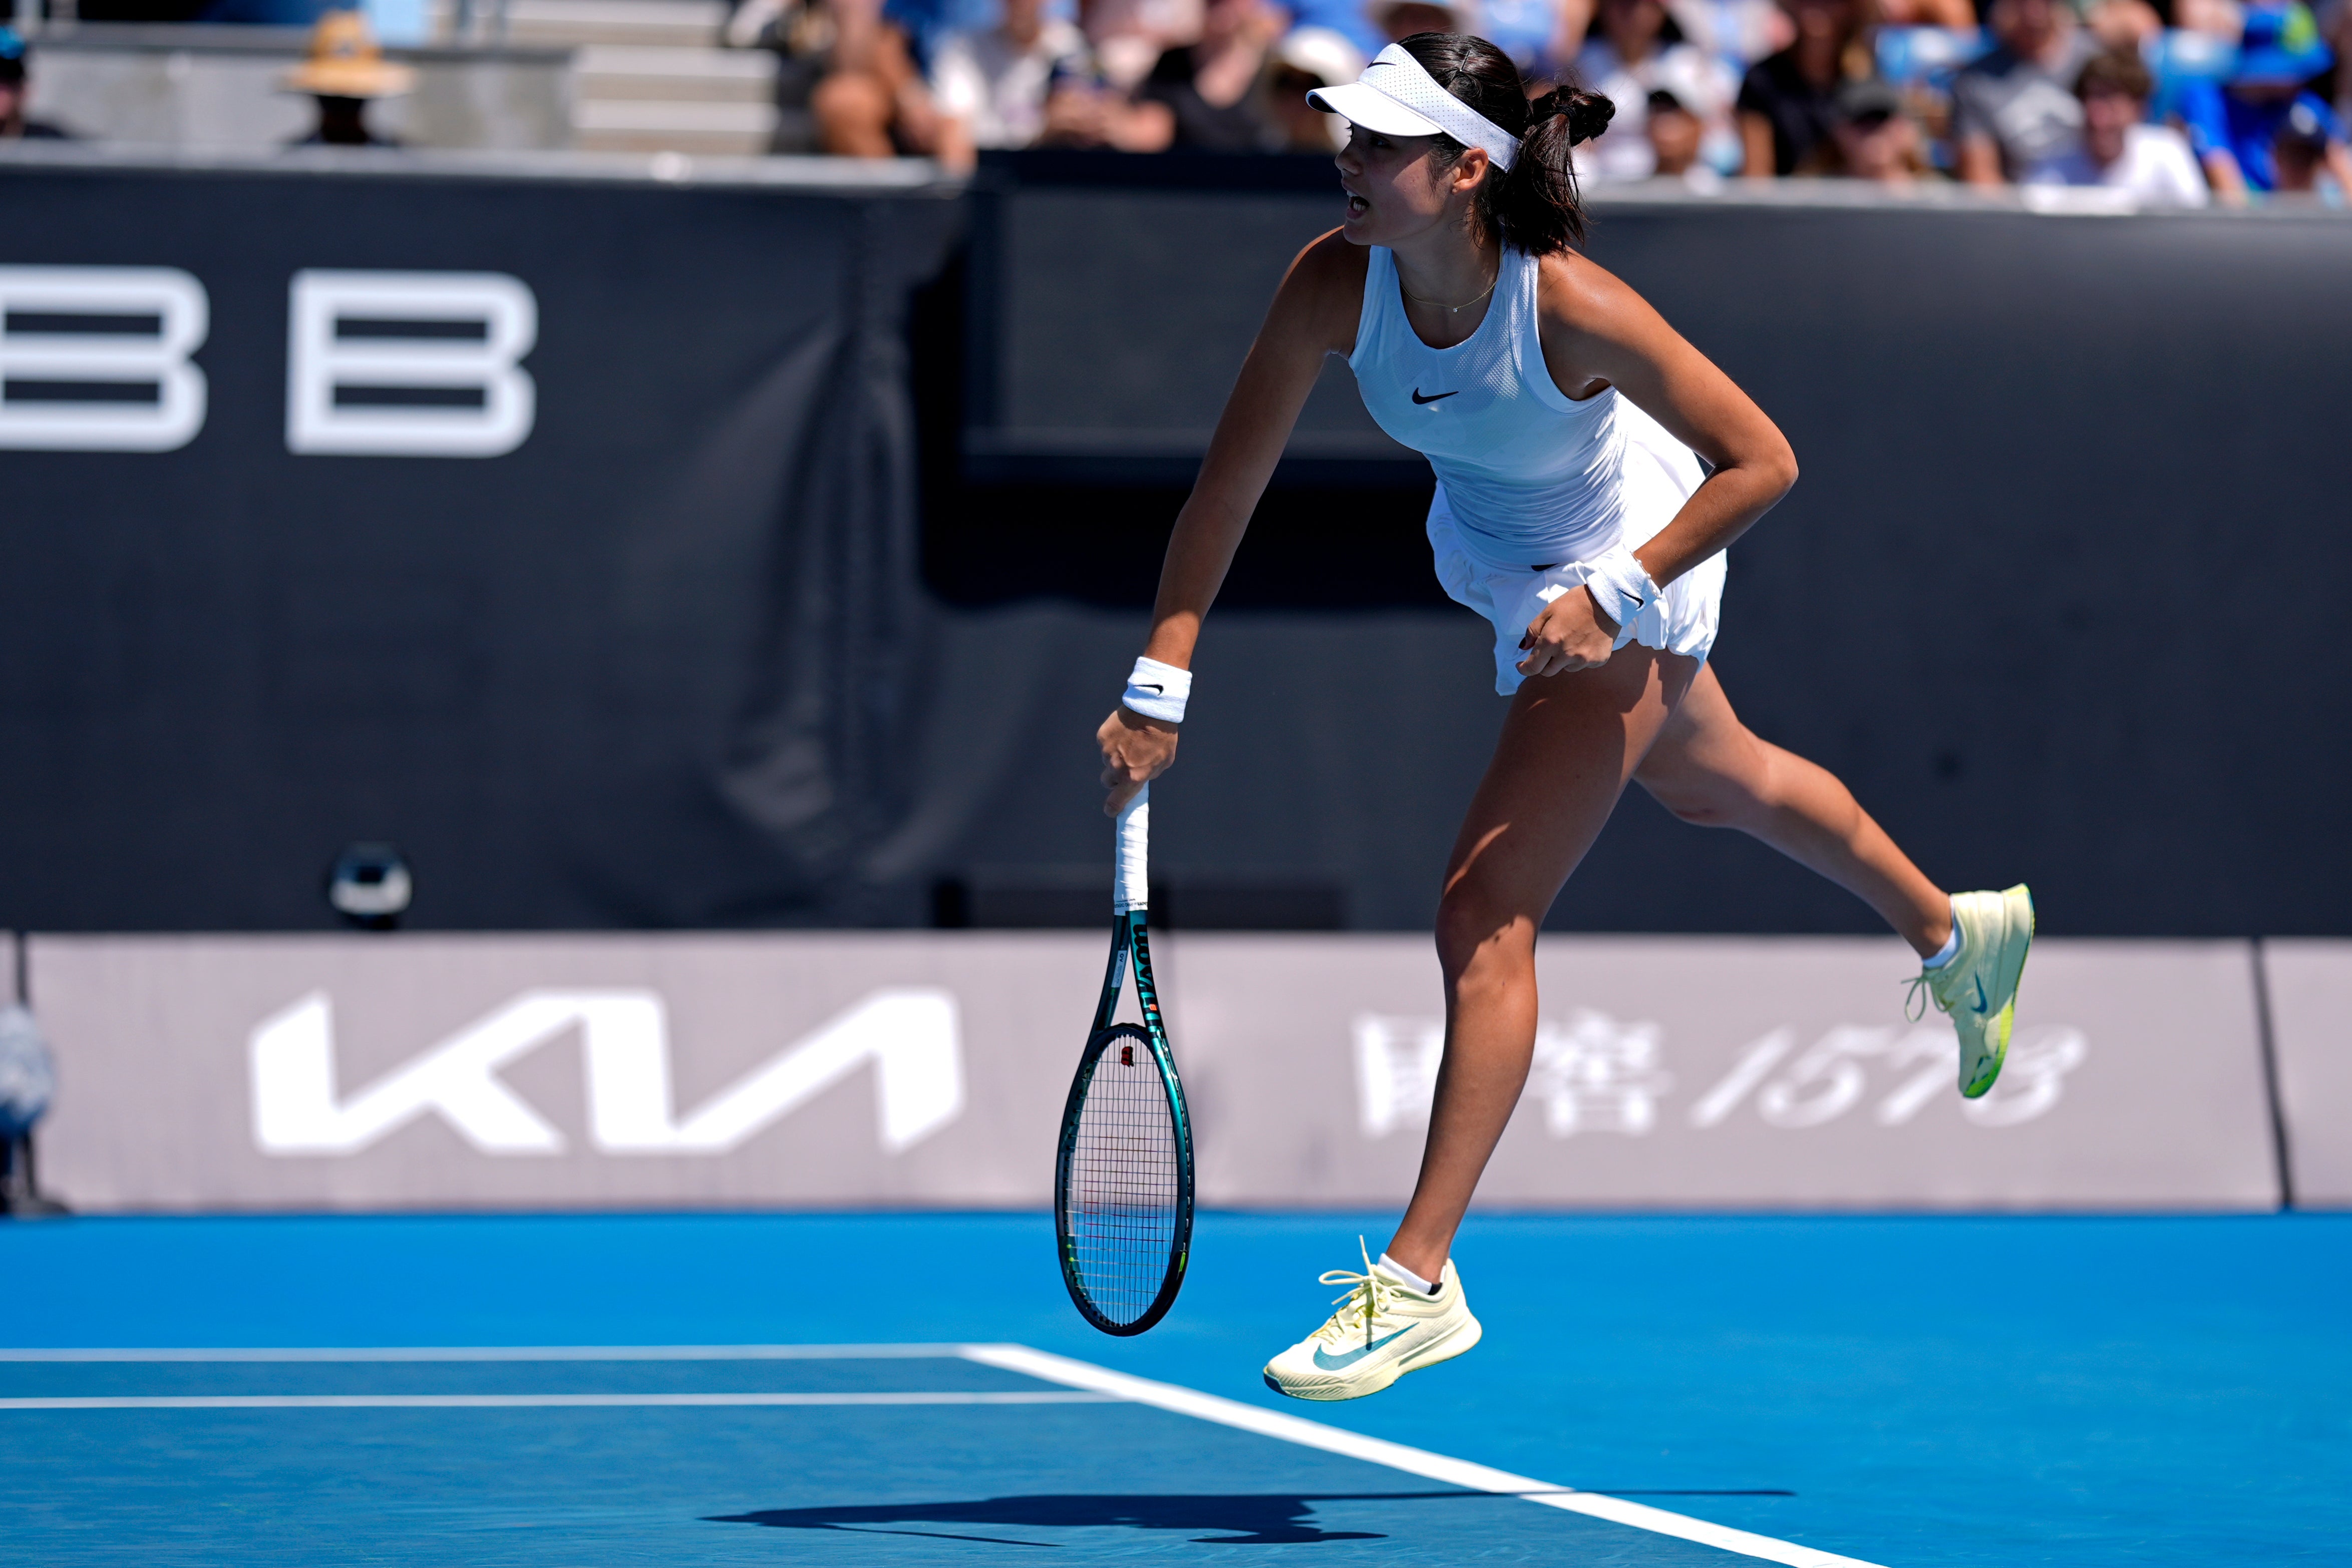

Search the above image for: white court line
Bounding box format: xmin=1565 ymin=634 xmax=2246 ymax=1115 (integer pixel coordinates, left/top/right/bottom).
xmin=0 ymin=1345 xmax=968 ymax=1363
xmin=963 ymin=1344 xmax=1889 ymax=1568
xmin=0 ymin=1391 xmax=1111 ymax=1411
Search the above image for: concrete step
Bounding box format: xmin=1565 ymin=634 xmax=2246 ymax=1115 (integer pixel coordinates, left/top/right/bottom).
xmin=574 ymin=126 xmax=777 ymax=154
xmin=573 ymin=95 xmax=779 ymax=149
xmin=575 ymin=44 xmax=776 ymax=103
xmin=505 ymin=0 xmax=727 ymax=47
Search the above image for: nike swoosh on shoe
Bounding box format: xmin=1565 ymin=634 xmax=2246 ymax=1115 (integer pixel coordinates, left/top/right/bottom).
xmin=1312 ymin=1327 xmax=1413 ymax=1371
xmin=1970 ymin=974 xmax=1989 ymax=1013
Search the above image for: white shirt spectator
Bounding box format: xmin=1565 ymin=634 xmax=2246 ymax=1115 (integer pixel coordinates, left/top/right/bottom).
xmin=2028 ymin=123 xmax=2210 ymax=206
xmin=932 ymin=14 xmax=1090 ymax=148
xmin=1574 ymin=37 xmax=1740 ymax=180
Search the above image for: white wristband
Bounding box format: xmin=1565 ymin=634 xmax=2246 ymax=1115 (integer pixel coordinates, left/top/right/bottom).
xmin=1122 ymin=656 xmax=1191 ymax=724
xmin=1572 ymin=544 xmax=1664 ymax=632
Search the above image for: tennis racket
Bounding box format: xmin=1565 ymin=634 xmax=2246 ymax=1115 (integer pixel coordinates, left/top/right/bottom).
xmin=1053 ymin=782 xmax=1194 ymax=1336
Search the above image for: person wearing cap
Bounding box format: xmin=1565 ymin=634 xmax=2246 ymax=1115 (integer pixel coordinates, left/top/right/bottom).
xmin=1264 ymin=27 xmax=1370 ymax=150
xmin=1572 ymin=0 xmax=1738 ymax=180
xmin=1096 ymin=32 xmax=2036 ymax=1402
xmin=0 ymin=26 xmax=74 ymax=140
xmin=1952 ymin=0 xmax=2098 ymax=183
xmin=1829 ymin=75 xmax=1928 ymax=182
xmin=2173 ymin=2 xmax=2352 ymax=201
xmin=283 ymin=10 xmax=414 ymax=147
xmin=2024 ymin=47 xmax=2209 ymax=204
xmin=1641 ymin=84 xmax=1723 ymax=185
xmin=2269 ymin=92 xmax=2350 ymax=199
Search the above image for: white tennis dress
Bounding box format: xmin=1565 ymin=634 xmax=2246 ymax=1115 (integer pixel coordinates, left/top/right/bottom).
xmin=1349 ymin=243 xmax=1728 ymax=695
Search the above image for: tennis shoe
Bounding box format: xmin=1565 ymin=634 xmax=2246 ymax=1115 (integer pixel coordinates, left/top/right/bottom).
xmin=1261 ymin=1241 xmax=1481 ymax=1401
xmin=1908 ymin=884 xmax=2035 ymax=1099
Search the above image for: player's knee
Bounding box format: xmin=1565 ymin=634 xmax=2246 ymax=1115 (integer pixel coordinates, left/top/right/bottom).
xmin=1651 ymin=785 xmax=1744 ymax=828
xmin=1433 ymin=885 xmax=1532 ymax=987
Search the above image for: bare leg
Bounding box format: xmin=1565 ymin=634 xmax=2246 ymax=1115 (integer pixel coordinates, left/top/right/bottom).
xmin=1634 ymin=663 xmax=1951 ymax=957
xmin=1383 ymin=646 xmax=1700 ymax=1284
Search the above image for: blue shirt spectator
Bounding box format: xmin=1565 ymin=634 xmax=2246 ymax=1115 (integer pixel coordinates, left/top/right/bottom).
xmin=2172 ymin=4 xmax=2348 ymax=196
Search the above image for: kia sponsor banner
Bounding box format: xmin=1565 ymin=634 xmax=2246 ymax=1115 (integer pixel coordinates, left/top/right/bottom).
xmin=30 ymin=934 xmax=1097 ymax=1210
xmin=29 ymin=933 xmax=2279 ymax=1212
xmin=2258 ymin=940 xmax=2352 ymax=1208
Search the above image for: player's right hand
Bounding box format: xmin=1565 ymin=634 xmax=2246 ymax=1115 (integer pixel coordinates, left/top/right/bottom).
xmin=1099 ymin=706 xmax=1178 ymax=816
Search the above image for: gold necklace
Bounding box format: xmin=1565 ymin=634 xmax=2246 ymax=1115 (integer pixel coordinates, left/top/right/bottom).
xmin=1400 ymin=266 xmax=1499 ymax=314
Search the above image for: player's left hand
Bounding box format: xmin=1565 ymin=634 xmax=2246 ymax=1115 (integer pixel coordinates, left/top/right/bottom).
xmin=1517 ymin=586 xmax=1618 ymax=679
xmin=1099 ymin=706 xmax=1178 ymax=816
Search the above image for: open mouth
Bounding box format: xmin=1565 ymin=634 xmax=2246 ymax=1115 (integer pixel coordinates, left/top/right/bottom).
xmin=1345 ymin=193 xmax=1369 ymax=218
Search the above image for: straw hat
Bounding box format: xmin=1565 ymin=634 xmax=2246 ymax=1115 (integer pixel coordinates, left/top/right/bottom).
xmin=283 ymin=10 xmax=416 ymax=99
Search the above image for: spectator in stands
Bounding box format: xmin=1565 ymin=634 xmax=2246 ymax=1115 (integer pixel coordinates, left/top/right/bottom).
xmin=2269 ymin=92 xmax=2350 ymax=196
xmin=1737 ymin=0 xmax=1872 ymax=175
xmin=931 ymin=0 xmax=1090 ymax=146
xmin=1951 ymin=0 xmax=2097 ymax=183
xmin=1643 ymin=85 xmax=1726 ymax=184
xmin=1087 ymin=0 xmax=1206 ymax=89
xmin=811 ymin=0 xmax=977 ymax=169
xmin=0 ymin=27 xmax=72 ymax=140
xmin=1575 ymin=0 xmax=1740 ymax=177
xmin=1666 ymin=0 xmax=1794 ymax=74
xmin=283 ymin=11 xmax=414 ymax=147
xmin=1263 ymin=26 xmax=1367 ymax=150
xmin=2176 ymin=3 xmax=2352 ymax=199
xmin=1872 ymin=0 xmax=1976 ymax=25
xmin=1371 ymin=0 xmax=1480 ymax=44
xmin=1829 ymin=75 xmax=1929 ymax=181
xmin=1130 ymin=0 xmax=1289 ymax=149
xmin=2024 ymin=47 xmax=2210 ymax=201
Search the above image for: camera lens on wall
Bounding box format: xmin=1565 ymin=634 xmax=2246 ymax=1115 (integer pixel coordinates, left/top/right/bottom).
xmin=327 ymin=843 xmax=413 ymax=931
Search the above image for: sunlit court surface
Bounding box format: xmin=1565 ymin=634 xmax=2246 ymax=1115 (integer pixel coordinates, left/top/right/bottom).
xmin=4 ymin=1211 xmax=2345 ymax=1564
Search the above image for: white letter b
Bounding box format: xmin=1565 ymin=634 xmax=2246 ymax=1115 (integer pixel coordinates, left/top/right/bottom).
xmin=286 ymin=270 xmax=536 ymax=458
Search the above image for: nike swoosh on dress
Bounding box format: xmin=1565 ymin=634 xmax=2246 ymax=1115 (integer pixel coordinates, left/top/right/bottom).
xmin=1410 ymin=388 xmax=1458 ymax=405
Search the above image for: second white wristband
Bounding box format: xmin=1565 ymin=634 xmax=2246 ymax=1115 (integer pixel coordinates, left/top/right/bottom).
xmin=1122 ymin=656 xmax=1191 ymax=723
xmin=1575 ymin=544 xmax=1664 ymax=632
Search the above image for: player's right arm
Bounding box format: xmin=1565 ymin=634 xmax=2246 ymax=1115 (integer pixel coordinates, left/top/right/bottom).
xmin=1098 ymin=230 xmax=1366 ymax=812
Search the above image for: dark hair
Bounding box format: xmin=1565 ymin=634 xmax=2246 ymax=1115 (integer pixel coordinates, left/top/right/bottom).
xmin=1399 ymin=32 xmax=1612 ymax=253
xmin=2073 ymin=47 xmax=2153 ymax=103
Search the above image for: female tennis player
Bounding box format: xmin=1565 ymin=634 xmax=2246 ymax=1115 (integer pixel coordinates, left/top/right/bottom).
xmin=1096 ymin=34 xmax=2033 ymax=1401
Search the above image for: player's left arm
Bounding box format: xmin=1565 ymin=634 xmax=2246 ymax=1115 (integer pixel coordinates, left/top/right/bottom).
xmin=1513 ymin=251 xmax=1798 ymax=678
xmin=1538 ymin=252 xmax=1796 ymax=584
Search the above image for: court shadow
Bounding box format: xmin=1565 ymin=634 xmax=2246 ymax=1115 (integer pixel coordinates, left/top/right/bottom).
xmin=710 ymin=1491 xmax=1382 ymax=1545
xmin=708 ymin=1487 xmax=1791 ymax=1547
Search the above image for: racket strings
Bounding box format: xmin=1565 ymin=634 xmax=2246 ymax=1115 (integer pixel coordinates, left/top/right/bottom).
xmin=1067 ymin=1038 xmax=1180 ymax=1326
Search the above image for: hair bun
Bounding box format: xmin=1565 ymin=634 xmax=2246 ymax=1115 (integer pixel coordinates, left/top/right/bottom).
xmin=1531 ymin=86 xmax=1614 ymax=146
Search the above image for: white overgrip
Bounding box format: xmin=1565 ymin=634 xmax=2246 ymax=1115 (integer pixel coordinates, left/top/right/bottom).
xmin=1114 ymin=785 xmax=1149 ymax=914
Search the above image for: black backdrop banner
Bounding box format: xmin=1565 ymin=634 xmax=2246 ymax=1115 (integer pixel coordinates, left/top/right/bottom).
xmin=3 ymin=150 xmax=2348 ymax=936
xmin=0 ymin=150 xmax=960 ymax=930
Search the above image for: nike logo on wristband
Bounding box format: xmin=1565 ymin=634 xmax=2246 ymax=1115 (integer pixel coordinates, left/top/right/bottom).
xmin=1136 ymin=683 xmax=1163 ymax=693
xmin=1410 ymin=388 xmax=1458 ymax=405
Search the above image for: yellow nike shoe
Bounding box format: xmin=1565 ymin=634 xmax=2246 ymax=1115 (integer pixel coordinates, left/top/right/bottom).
xmin=1261 ymin=1242 xmax=1481 ymax=1402
xmin=1910 ymin=884 xmax=2036 ymax=1098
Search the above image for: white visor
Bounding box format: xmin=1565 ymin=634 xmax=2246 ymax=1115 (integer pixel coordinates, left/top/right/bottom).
xmin=1305 ymin=43 xmax=1518 ymax=171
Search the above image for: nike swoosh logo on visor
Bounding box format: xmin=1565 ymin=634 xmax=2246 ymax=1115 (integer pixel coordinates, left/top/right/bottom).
xmin=1411 ymin=388 xmax=1458 ymax=405
xmin=1312 ymin=1327 xmax=1414 ymax=1371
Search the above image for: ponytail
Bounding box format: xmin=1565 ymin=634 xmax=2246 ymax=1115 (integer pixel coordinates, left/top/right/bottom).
xmin=1398 ymin=33 xmax=1610 ymax=253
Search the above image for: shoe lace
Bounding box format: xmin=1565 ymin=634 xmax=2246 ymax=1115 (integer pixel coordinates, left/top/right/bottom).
xmin=1903 ymin=973 xmax=1945 ymax=1023
xmin=1310 ymin=1237 xmax=1403 ymax=1348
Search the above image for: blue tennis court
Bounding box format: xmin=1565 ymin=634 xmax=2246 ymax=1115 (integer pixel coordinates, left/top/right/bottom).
xmin=4 ymin=1211 xmax=2345 ymax=1564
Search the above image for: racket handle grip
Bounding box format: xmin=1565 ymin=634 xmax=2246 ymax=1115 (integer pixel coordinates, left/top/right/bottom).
xmin=1115 ymin=784 xmax=1149 ymax=914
